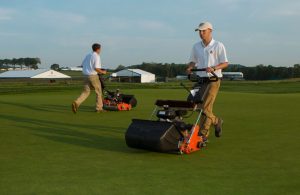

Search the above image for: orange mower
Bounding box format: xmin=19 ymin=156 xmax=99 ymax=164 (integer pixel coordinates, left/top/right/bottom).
xmin=125 ymin=69 xmax=218 ymax=154
xmin=98 ymin=73 xmax=137 ymax=111
xmin=103 ymin=89 xmax=137 ymax=111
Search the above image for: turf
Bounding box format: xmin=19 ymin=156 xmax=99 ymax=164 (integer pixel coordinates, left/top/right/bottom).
xmin=1 ymin=79 xmax=300 ymax=94
xmin=0 ymin=86 xmax=299 ymax=194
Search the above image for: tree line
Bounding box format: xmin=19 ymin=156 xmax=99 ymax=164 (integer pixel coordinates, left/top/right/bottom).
xmin=0 ymin=58 xmax=41 ymax=70
xmin=226 ymin=64 xmax=300 ymax=80
xmin=114 ymin=62 xmax=300 ymax=80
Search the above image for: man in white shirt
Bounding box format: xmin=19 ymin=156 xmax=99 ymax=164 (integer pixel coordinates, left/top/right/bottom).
xmin=72 ymin=43 xmax=107 ymax=113
xmin=187 ymin=22 xmax=229 ymax=139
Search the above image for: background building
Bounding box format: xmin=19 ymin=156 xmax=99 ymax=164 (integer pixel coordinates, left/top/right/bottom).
xmin=222 ymin=72 xmax=244 ymax=80
xmin=0 ymin=69 xmax=71 ymax=79
xmin=111 ymin=69 xmax=155 ymax=83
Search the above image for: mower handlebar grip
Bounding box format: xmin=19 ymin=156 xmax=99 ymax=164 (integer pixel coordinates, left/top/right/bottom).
xmin=191 ymin=68 xmax=207 ymax=72
xmin=190 ymin=69 xmax=219 ymax=81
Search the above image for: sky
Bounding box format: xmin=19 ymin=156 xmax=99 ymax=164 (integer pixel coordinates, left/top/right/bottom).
xmin=0 ymin=0 xmax=299 ymax=69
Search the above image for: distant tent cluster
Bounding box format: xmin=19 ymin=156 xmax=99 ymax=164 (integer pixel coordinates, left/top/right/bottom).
xmin=0 ymin=68 xmax=157 ymax=83
xmin=0 ymin=67 xmax=245 ymax=83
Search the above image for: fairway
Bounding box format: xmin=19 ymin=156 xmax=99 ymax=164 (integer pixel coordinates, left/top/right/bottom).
xmin=0 ymin=87 xmax=299 ymax=194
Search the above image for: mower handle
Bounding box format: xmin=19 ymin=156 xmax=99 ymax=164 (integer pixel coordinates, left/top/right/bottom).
xmin=191 ymin=68 xmax=219 ymax=81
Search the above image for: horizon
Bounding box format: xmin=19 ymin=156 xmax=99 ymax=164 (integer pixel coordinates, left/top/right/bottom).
xmin=2 ymin=62 xmax=299 ymax=70
xmin=1 ymin=0 xmax=299 ymax=68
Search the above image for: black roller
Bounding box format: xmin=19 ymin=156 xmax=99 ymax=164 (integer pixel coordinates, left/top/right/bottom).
xmin=125 ymin=119 xmax=183 ymax=153
xmin=121 ymin=95 xmax=137 ymax=107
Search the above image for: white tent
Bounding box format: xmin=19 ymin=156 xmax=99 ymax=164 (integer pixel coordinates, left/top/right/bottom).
xmin=0 ymin=69 xmax=71 ymax=79
xmin=69 ymin=67 xmax=83 ymax=71
xmin=222 ymin=72 xmax=244 ymax=80
xmin=112 ymin=69 xmax=155 ymax=83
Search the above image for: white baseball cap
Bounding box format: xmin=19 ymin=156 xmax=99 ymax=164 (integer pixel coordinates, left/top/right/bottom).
xmin=195 ymin=22 xmax=213 ymax=31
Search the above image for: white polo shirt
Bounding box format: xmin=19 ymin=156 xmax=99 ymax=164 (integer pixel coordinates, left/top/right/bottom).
xmin=81 ymin=52 xmax=101 ymax=76
xmin=189 ymin=39 xmax=228 ymax=77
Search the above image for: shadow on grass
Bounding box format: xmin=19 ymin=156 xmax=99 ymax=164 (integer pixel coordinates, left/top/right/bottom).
xmin=0 ymin=100 xmax=94 ymax=113
xmin=0 ymin=114 xmax=148 ymax=154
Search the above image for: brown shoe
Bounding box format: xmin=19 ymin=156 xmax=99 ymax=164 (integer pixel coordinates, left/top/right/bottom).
xmin=72 ymin=102 xmax=78 ymax=114
xmin=214 ymin=118 xmax=223 ymax=137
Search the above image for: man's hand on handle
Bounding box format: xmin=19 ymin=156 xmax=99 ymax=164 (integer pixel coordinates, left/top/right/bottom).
xmin=206 ymin=67 xmax=215 ymax=73
xmin=101 ymin=69 xmax=107 ymax=74
xmin=186 ymin=67 xmax=193 ymax=75
xmin=96 ymin=68 xmax=107 ymax=75
xmin=186 ymin=62 xmax=196 ymax=75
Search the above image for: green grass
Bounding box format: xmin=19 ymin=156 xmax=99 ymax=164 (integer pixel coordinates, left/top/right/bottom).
xmin=220 ymin=79 xmax=300 ymax=93
xmin=1 ymin=79 xmax=300 ymax=94
xmin=0 ymin=85 xmax=300 ymax=194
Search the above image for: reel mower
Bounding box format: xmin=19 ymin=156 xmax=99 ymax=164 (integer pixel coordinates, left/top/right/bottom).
xmin=103 ymin=89 xmax=137 ymax=111
xmin=125 ymin=69 xmax=218 ymax=154
xmin=98 ymin=73 xmax=137 ymax=111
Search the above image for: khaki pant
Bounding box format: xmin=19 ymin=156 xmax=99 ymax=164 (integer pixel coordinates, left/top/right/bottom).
xmin=74 ymin=75 xmax=103 ymax=111
xmin=200 ymin=80 xmax=221 ymax=136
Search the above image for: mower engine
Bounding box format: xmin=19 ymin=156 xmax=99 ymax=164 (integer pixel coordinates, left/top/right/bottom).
xmin=156 ymin=107 xmax=188 ymax=122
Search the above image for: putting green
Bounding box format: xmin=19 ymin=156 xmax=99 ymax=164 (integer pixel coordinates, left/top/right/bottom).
xmin=0 ymin=88 xmax=299 ymax=194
